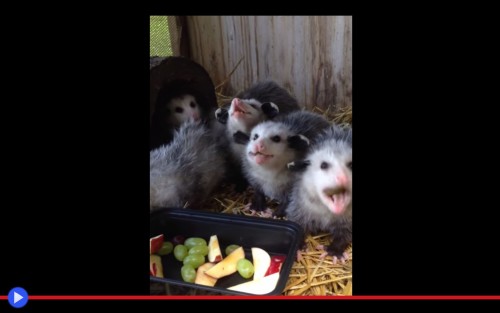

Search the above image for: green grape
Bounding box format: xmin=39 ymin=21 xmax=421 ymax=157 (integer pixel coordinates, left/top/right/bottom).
xmin=188 ymin=245 xmax=209 ymax=256
xmin=174 ymin=244 xmax=188 ymax=262
xmin=158 ymin=241 xmax=173 ymax=256
xmin=184 ymin=237 xmax=207 ymax=250
xmin=236 ymin=258 xmax=254 ymax=279
xmin=181 ymin=265 xmax=196 ymax=283
xmin=225 ymin=244 xmax=240 ymax=256
xmin=183 ymin=254 xmax=205 ymax=269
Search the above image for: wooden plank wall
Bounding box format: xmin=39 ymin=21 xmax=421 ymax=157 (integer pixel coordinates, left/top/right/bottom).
xmin=186 ymin=16 xmax=352 ymax=111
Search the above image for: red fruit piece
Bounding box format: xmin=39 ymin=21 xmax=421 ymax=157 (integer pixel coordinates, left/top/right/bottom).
xmin=265 ymin=255 xmax=286 ymax=276
xmin=150 ymin=234 xmax=164 ymax=254
xmin=150 ymin=255 xmax=164 ymax=278
xmin=150 ymin=262 xmax=157 ymax=276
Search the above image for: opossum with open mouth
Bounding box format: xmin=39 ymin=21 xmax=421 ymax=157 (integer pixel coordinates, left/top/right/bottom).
xmin=286 ymin=125 xmax=352 ymax=262
xmin=214 ymin=80 xmax=300 ymax=191
xmin=150 ymin=120 xmax=227 ymax=211
xmin=237 ymin=111 xmax=331 ymax=213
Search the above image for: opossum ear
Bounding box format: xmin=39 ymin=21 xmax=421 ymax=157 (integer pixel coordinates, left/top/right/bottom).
xmin=261 ymin=102 xmax=280 ymax=119
xmin=233 ymin=131 xmax=250 ymax=145
xmin=287 ymin=160 xmax=311 ymax=172
xmin=287 ymin=134 xmax=310 ymax=151
xmin=215 ymin=108 xmax=229 ymax=124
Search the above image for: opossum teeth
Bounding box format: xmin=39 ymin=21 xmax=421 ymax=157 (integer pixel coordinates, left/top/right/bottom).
xmin=234 ymin=107 xmax=248 ymax=115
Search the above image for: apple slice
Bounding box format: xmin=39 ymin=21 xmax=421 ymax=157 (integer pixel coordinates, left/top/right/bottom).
xmin=150 ymin=254 xmax=164 ymax=278
xmin=251 ymin=247 xmax=271 ymax=280
xmin=207 ymin=235 xmax=223 ymax=263
xmin=265 ymin=255 xmax=286 ymax=276
xmin=227 ymin=272 xmax=280 ymax=295
xmin=204 ymin=246 xmax=245 ymax=279
xmin=195 ymin=262 xmax=217 ymax=287
xmin=150 ymin=234 xmax=164 ymax=254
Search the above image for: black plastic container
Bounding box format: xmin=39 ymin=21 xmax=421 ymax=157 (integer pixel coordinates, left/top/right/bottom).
xmin=150 ymin=208 xmax=304 ymax=295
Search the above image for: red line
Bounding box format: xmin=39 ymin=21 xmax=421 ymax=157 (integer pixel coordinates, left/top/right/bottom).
xmin=2 ymin=295 xmax=500 ymax=300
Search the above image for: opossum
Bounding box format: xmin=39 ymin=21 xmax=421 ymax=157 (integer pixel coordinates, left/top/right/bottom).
xmin=150 ymin=87 xmax=208 ymax=151
xmin=238 ymin=111 xmax=331 ymax=212
xmin=150 ymin=56 xmax=219 ymax=151
xmin=286 ymin=125 xmax=352 ymax=261
xmin=215 ymin=79 xmax=300 ymax=125
xmin=150 ymin=120 xmax=227 ymax=211
xmin=166 ymin=94 xmax=201 ymax=127
xmin=214 ymin=80 xmax=301 ymax=190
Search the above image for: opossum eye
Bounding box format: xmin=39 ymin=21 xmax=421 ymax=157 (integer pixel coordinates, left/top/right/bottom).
xmin=347 ymin=161 xmax=352 ymax=170
xmin=253 ymin=134 xmax=259 ymax=141
xmin=175 ymin=107 xmax=183 ymax=113
xmin=271 ymin=135 xmax=281 ymax=143
xmin=190 ymin=101 xmax=196 ymax=108
xmin=320 ymin=162 xmax=329 ymax=170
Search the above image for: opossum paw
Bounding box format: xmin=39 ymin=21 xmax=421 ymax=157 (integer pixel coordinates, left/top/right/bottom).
xmin=332 ymin=253 xmax=349 ymax=265
xmin=247 ymin=210 xmax=257 ymax=216
xmin=319 ymin=251 xmax=329 ymax=259
xmin=296 ymin=250 xmax=303 ymax=262
xmin=258 ymin=208 xmax=274 ymax=218
xmin=316 ymin=245 xmax=349 ymax=264
xmin=241 ymin=203 xmax=256 ymax=216
xmin=296 ymin=242 xmax=310 ymax=262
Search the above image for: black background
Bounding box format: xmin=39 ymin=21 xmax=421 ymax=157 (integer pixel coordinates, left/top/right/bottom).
xmin=1 ymin=13 xmax=499 ymax=309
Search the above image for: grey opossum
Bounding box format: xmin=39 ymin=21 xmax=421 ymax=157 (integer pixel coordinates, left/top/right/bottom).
xmin=286 ymin=125 xmax=352 ymax=260
xmin=238 ymin=111 xmax=331 ymax=212
xmin=215 ymin=80 xmax=300 ymax=191
xmin=150 ymin=56 xmax=218 ymax=151
xmin=150 ymin=120 xmax=227 ymax=211
xmin=150 ymin=87 xmax=208 ymax=151
xmin=165 ymin=94 xmax=201 ymax=128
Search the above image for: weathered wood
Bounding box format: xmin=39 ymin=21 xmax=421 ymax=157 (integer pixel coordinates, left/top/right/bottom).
xmin=186 ymin=16 xmax=352 ymax=111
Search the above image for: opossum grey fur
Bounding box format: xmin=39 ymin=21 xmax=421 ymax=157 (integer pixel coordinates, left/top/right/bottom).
xmin=150 ymin=121 xmax=227 ymax=211
xmin=241 ymin=111 xmax=331 ymax=211
xmin=216 ymin=80 xmax=301 ymax=190
xmin=234 ymin=80 xmax=300 ymax=114
xmin=286 ymin=125 xmax=352 ymax=258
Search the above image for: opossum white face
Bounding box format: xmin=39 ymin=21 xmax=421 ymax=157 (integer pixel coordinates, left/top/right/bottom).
xmin=227 ymin=98 xmax=268 ymax=135
xmin=167 ymin=94 xmax=200 ymax=127
xmin=246 ymin=122 xmax=303 ymax=169
xmin=304 ymin=142 xmax=352 ymax=215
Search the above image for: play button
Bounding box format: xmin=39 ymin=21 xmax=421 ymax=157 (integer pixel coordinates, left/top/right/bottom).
xmin=8 ymin=287 xmax=28 ymax=308
xmin=14 ymin=292 xmax=23 ymax=303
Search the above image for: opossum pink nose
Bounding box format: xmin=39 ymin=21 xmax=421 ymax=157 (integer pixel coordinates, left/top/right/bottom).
xmin=233 ymin=98 xmax=242 ymax=106
xmin=257 ymin=141 xmax=266 ymax=151
xmin=336 ymin=173 xmax=348 ymax=185
xmin=192 ymin=112 xmax=200 ymax=120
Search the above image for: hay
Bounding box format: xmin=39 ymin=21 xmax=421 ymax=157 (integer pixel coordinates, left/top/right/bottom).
xmin=203 ymin=95 xmax=353 ymax=296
